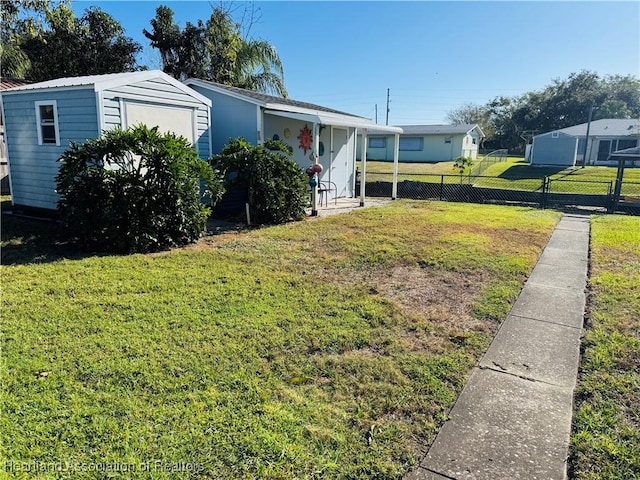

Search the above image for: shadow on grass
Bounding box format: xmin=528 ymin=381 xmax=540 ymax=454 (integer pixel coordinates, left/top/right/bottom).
xmin=0 ymin=213 xmax=97 ymax=265
xmin=498 ymin=165 xmax=566 ymax=181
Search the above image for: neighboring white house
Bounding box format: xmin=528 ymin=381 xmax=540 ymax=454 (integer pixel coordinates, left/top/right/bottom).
xmin=358 ymin=124 xmax=485 ymax=162
xmin=1 ymin=70 xmax=212 ymax=212
xmin=184 ymin=79 xmax=402 ymax=205
xmin=530 ymin=118 xmax=640 ymax=167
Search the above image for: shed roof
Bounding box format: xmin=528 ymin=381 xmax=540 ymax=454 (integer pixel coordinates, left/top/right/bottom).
xmin=186 ymin=78 xmax=402 ymax=134
xmin=397 ymin=124 xmax=484 ymax=137
xmin=541 ymin=118 xmax=640 ymax=138
xmin=1 ymin=70 xmax=211 ymax=106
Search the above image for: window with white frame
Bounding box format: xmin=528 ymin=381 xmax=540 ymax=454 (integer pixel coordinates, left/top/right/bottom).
xmin=400 ymin=137 xmax=423 ymax=151
xmin=368 ymin=137 xmax=387 ymax=148
xmin=35 ymin=101 xmax=59 ymax=145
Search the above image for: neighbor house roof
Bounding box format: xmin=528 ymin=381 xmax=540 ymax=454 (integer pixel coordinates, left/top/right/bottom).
xmin=185 ymin=78 xmax=402 ymax=134
xmin=396 ymin=124 xmax=485 ymax=137
xmin=1 ymin=70 xmax=211 ymax=106
xmin=544 ymin=118 xmax=640 ymax=138
xmin=0 ymin=78 xmax=33 ymax=90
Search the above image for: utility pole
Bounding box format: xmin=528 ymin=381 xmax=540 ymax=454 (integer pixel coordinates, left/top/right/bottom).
xmin=385 ymin=88 xmax=390 ymax=126
xmin=375 ymin=104 xmax=378 ymax=124
xmin=581 ymin=103 xmax=595 ymax=168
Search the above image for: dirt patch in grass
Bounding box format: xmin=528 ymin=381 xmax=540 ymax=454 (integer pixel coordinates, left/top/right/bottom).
xmin=364 ymin=266 xmax=491 ymax=333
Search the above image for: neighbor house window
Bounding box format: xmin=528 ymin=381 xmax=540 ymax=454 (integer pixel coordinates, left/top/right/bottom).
xmin=368 ymin=137 xmax=387 ymax=148
xmin=616 ymin=139 xmax=637 ymax=151
xmin=35 ymin=101 xmax=59 ymax=145
xmin=400 ymin=137 xmax=423 ymax=151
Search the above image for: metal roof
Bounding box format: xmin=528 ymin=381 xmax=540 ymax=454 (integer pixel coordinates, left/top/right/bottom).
xmin=1 ymin=70 xmax=211 ymax=106
xmin=393 ymin=123 xmax=484 ymax=137
xmin=186 ymin=78 xmax=402 ymax=134
xmin=185 ymin=78 xmax=360 ymax=117
xmin=544 ymin=119 xmax=640 ymax=138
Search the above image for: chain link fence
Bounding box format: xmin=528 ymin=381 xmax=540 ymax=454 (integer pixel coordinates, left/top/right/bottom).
xmin=357 ymin=172 xmax=640 ymax=215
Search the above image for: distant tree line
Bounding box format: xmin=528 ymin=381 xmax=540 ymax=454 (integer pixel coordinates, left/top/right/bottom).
xmin=446 ymin=71 xmax=640 ymax=154
xmin=0 ymin=0 xmax=286 ymax=96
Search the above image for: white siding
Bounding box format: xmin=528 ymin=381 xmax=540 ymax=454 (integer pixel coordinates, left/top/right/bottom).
xmin=102 ymin=78 xmax=211 ymax=158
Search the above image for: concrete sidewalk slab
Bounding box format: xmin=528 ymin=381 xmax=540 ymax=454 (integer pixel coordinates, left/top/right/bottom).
xmin=555 ymin=220 xmax=590 ymax=233
xmin=545 ymin=229 xmax=589 ymax=256
xmin=480 ymin=314 xmax=582 ymax=387
xmin=509 ymin=284 xmax=585 ymax=328
xmin=526 ymin=262 xmax=588 ymax=290
xmin=536 ymin=247 xmax=588 ymax=270
xmin=419 ymin=369 xmax=573 ymax=480
xmin=407 ymin=214 xmax=590 ymax=480
xmin=405 ymin=468 xmax=453 ymax=480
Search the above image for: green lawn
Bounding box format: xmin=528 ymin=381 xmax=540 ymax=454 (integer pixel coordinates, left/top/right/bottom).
xmin=1 ymin=202 xmax=560 ymax=478
xmin=360 ymin=159 xmax=640 ymax=195
xmin=570 ymin=215 xmax=640 ymax=480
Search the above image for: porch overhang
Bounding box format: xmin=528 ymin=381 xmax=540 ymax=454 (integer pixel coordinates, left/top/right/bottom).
xmin=263 ymin=108 xmax=403 ymax=134
xmin=263 ymin=108 xmax=403 ymax=211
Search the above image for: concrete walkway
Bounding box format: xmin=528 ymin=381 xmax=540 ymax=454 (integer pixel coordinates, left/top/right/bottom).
xmin=408 ymin=214 xmax=590 ymax=480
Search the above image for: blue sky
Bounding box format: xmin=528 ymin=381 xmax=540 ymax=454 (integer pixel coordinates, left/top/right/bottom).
xmin=73 ymin=1 xmax=640 ymax=125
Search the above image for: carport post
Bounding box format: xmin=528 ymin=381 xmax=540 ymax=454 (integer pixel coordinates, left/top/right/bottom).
xmin=311 ymin=122 xmax=320 ymax=216
xmin=360 ymin=129 xmax=368 ymax=206
xmin=392 ymin=132 xmax=400 ymax=199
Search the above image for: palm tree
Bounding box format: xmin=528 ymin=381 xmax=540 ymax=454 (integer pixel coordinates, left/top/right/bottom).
xmin=146 ymin=5 xmax=287 ymax=97
xmin=233 ymin=39 xmax=287 ymax=98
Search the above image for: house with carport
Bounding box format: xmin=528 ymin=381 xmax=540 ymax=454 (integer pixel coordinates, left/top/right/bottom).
xmin=358 ymin=124 xmax=484 ymax=162
xmin=530 ymin=118 xmax=640 ymax=167
xmin=184 ymin=79 xmax=403 ymax=210
xmin=1 ymin=70 xmax=212 ymax=213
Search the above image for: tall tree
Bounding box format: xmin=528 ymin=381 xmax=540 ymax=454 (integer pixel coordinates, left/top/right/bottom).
xmin=2 ymin=2 xmax=142 ymax=81
xmin=445 ymin=102 xmax=494 ymax=148
xmin=20 ymin=4 xmax=142 ymax=81
xmin=448 ymin=71 xmax=640 ymax=153
xmin=144 ymin=5 xmax=287 ymax=97
xmin=0 ymin=0 xmax=52 ymax=78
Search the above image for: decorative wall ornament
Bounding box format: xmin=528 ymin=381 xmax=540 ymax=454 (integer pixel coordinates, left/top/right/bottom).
xmin=297 ymin=124 xmax=313 ymax=154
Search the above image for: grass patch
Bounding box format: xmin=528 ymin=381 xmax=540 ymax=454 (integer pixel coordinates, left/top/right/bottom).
xmin=569 ymin=215 xmax=640 ymax=480
xmin=478 ymin=160 xmax=640 ymax=194
xmin=1 ymin=202 xmax=559 ymax=478
xmin=359 ymin=159 xmax=640 ymax=195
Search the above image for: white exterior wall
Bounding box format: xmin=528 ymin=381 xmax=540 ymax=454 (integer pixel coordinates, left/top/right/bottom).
xmin=103 ymin=78 xmax=211 ymax=158
xmin=263 ymin=114 xmax=356 ymax=198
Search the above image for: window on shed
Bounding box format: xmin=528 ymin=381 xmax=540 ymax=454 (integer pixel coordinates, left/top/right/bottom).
xmin=35 ymin=101 xmax=59 ymax=145
xmin=368 ymin=137 xmax=387 ymax=148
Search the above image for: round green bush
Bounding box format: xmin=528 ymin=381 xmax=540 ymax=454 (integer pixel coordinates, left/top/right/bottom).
xmin=213 ymin=138 xmax=307 ymax=224
xmin=55 ymin=125 xmax=223 ymax=253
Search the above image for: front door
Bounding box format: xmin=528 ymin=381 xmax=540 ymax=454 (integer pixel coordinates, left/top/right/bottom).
xmin=331 ymin=128 xmax=349 ymax=198
xmin=597 ymin=140 xmax=611 ymax=163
